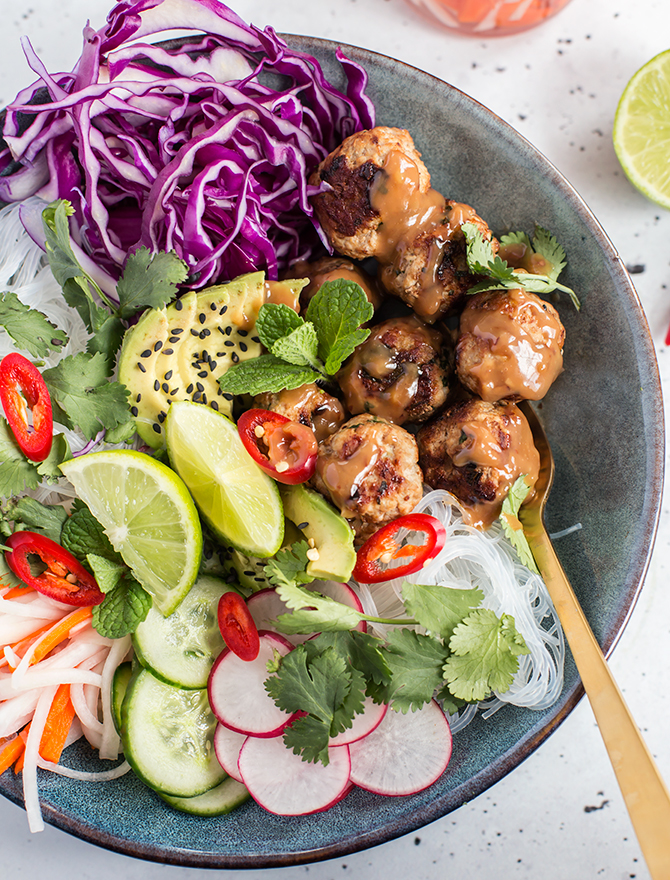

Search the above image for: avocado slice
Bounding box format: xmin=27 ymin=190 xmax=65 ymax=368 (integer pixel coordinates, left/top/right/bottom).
xmin=279 ymin=484 xmax=356 ymax=583
xmin=117 ymin=272 xmax=306 ymax=449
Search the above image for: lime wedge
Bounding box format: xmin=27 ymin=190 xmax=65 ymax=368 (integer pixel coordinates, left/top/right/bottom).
xmin=613 ymin=49 xmax=670 ymax=208
xmin=60 ymin=450 xmax=202 ymax=616
xmin=165 ymin=400 xmax=284 ymax=557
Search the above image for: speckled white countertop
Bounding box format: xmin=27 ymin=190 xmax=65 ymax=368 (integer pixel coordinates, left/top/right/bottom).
xmin=1 ymin=1 xmax=669 ymax=878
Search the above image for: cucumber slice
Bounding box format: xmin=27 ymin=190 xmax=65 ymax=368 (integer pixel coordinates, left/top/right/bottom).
xmin=112 ymin=661 xmax=133 ymax=734
xmin=133 ymin=574 xmax=236 ymax=689
xmin=121 ymin=668 xmax=225 ymax=797
xmin=159 ymin=776 xmax=250 ymax=816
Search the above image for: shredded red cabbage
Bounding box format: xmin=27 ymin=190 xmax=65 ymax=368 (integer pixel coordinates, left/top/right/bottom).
xmin=0 ymin=0 xmax=374 ymax=290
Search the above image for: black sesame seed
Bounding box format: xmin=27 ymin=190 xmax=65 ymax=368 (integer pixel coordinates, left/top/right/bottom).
xmin=153 ymin=423 xmax=162 ymax=433
xmin=191 ymin=328 xmax=199 ymax=337
xmin=163 ymin=348 xmax=174 ymax=356
xmin=198 ymin=370 xmax=208 ymax=378
xmin=196 ymin=382 xmax=204 ymax=392
xmin=201 ymin=328 xmax=211 ymax=337
xmin=219 ymin=305 xmax=228 ymax=315
xmin=168 ymin=337 xmax=179 ymax=344
xmin=202 ymin=393 xmax=207 ymax=404
xmin=240 ymin=342 xmax=248 ymax=352
xmin=225 ymin=325 xmax=232 ymax=336
xmin=199 ymin=312 xmax=206 ymax=324
xmin=141 ymin=349 xmax=152 ymax=358
xmin=231 ymin=352 xmax=239 ymax=364
xmin=209 ymin=360 xmax=217 ymax=371
xmin=136 ymin=393 xmax=142 ymax=402
xmin=217 ymin=326 xmax=226 ymax=335
xmin=164 ymin=370 xmax=173 ymax=380
xmin=251 ymin=336 xmax=260 ymax=343
xmin=175 ymin=299 xmax=183 ymax=311
xmin=210 ymin=302 xmax=217 ymax=310
xmin=170 ymin=388 xmax=179 ymax=395
xmin=193 ymin=392 xmax=202 ymax=401
xmin=171 ymin=328 xmax=183 ymax=335
xmin=211 ymin=400 xmax=219 ymax=411
xmin=296 ymin=521 xmax=309 ymax=530
xmin=158 ymin=411 xmax=166 ymax=423
xmin=137 ymin=362 xmax=146 ymax=373
xmin=162 ymin=383 xmax=169 ymax=393
xmin=154 ymin=380 xmax=160 ymax=391
xmin=223 ymin=392 xmax=233 ymax=401
xmin=131 ymin=406 xmax=138 ymax=417
xmin=202 ymin=349 xmax=209 ymax=360
xmin=186 ymin=384 xmax=194 ymax=394
xmin=244 ymin=570 xmax=255 ymax=577
xmin=254 ymin=577 xmax=265 ymax=583
xmin=217 ymin=352 xmax=226 ymax=357
xmin=154 ymin=340 xmax=163 ymax=352
xmin=238 ymin=329 xmax=248 ymax=337
xmin=224 ymin=340 xmax=235 ymax=348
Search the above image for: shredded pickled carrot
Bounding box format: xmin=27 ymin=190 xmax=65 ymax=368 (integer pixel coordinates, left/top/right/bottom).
xmin=2 ymin=585 xmax=34 ymax=601
xmin=30 ymin=607 xmax=92 ymax=666
xmin=39 ymin=684 xmax=75 ymax=764
xmin=0 ymin=734 xmax=26 ymax=775
xmin=13 ymin=724 xmax=31 ymax=774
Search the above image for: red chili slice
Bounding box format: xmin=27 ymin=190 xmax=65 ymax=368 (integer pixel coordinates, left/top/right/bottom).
xmin=217 ymin=591 xmax=260 ymax=661
xmin=0 ymin=353 xmax=53 ymax=462
xmin=237 ymin=408 xmax=317 ymax=485
xmin=352 ymin=513 xmax=447 ymax=584
xmin=4 ymin=531 xmax=105 ymax=606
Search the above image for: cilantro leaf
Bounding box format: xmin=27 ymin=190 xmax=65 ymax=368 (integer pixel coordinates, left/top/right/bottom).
xmin=35 ymin=433 xmax=71 ymax=484
xmin=43 ymin=351 xmax=132 ymax=440
xmin=42 ymin=201 xmax=99 ymax=294
xmin=531 ymin=226 xmax=567 ymax=280
xmin=313 ymin=630 xmax=392 ymax=690
xmin=281 ymin=713 xmax=332 ymax=765
xmin=1 ymin=496 xmax=68 ymax=543
xmin=499 ymin=475 xmax=539 ymax=573
xmin=382 ymin=628 xmax=450 ymax=712
xmin=273 ymin=580 xmax=364 ymax=634
xmin=402 ymin=582 xmax=485 ymax=643
xmin=0 ymin=291 xmax=68 ymax=357
xmin=91 ymin=574 xmax=152 ymax=639
xmin=256 ymin=304 xmax=304 ymax=350
xmin=263 ymin=541 xmax=314 ymax=589
xmin=271 ymin=321 xmax=320 ymax=368
xmin=218 ymin=354 xmax=318 ymax=396
xmin=443 ymin=609 xmax=530 ymax=702
xmin=305 ymin=279 xmax=373 ymax=374
xmin=0 ymin=418 xmax=39 ymax=498
xmin=115 ymin=248 xmax=188 ymax=320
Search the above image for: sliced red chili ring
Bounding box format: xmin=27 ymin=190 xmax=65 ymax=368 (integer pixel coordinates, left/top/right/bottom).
xmin=237 ymin=408 xmax=318 ymax=485
xmin=217 ymin=591 xmax=260 ymax=661
xmin=4 ymin=531 xmax=105 ymax=607
xmin=352 ymin=513 xmax=447 ymax=584
xmin=0 ymin=353 xmax=53 ymax=462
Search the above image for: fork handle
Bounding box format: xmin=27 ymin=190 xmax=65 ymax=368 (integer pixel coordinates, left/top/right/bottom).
xmin=531 ymin=529 xmax=670 ymax=879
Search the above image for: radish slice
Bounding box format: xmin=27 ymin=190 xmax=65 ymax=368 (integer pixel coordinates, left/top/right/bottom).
xmin=238 ymin=734 xmax=352 ymax=815
xmin=348 ymin=699 xmax=452 ymax=796
xmin=208 ymin=631 xmax=295 ymax=737
xmin=247 ymin=581 xmax=366 ymax=645
xmin=213 ymin=723 xmax=247 ymax=783
xmin=329 ymin=697 xmax=388 ymax=746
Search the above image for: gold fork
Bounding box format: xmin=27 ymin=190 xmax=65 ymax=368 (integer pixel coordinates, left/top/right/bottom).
xmin=519 ymin=403 xmax=670 ymax=880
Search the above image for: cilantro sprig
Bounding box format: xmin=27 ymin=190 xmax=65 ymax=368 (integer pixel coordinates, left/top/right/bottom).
xmin=499 ymin=475 xmax=539 ymax=574
xmin=218 ymin=278 xmax=374 ymax=396
xmin=462 ymin=222 xmax=580 ymax=309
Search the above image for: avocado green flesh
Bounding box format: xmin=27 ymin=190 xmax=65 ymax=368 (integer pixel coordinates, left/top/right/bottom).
xmin=279 ymin=484 xmax=356 ymax=582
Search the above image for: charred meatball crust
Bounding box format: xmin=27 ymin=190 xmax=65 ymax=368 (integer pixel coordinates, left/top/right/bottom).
xmin=313 ymin=413 xmax=424 ymax=543
xmin=255 ymin=383 xmax=346 ymax=443
xmin=417 ymin=398 xmax=539 ymax=527
xmin=309 ymin=127 xmax=431 ymax=261
xmin=337 ymin=315 xmax=452 ymax=425
xmin=287 ymin=256 xmax=383 ymax=312
xmin=379 ymin=201 xmax=498 ymax=321
xmin=456 ymin=287 xmax=566 ymax=402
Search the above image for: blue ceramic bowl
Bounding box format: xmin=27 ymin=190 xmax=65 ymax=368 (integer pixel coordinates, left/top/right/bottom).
xmin=0 ymin=36 xmax=664 ymax=868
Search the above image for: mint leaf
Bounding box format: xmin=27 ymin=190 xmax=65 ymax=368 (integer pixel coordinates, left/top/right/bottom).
xmin=271 ymin=321 xmax=321 ymax=368
xmin=382 ymin=628 xmax=450 ymax=712
xmin=305 ymin=279 xmax=373 ymax=374
xmin=402 ymin=582 xmax=485 ymax=643
xmin=0 ymin=418 xmax=39 ymax=498
xmin=91 ymin=574 xmax=152 ymax=638
xmin=256 ymin=303 xmax=304 ymax=349
xmin=218 ymin=354 xmax=318 ymax=396
xmin=499 ymin=475 xmax=539 ymax=574
xmin=61 ymin=505 xmax=120 ymax=569
xmin=116 ymin=248 xmax=188 ymax=319
xmin=273 ymin=580 xmax=364 ymax=634
xmin=0 ymin=291 xmax=68 ymax=357
xmin=443 ymin=609 xmax=530 ymax=702
xmin=1 ymin=496 xmax=68 ymax=543
xmin=43 ymin=351 xmax=132 ymax=439
xmin=87 ymin=553 xmax=127 ymax=593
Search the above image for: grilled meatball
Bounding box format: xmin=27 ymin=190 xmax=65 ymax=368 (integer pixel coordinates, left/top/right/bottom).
xmin=313 ymin=413 xmax=424 ymax=542
xmin=379 ymin=200 xmax=497 ymax=322
xmin=337 ymin=315 xmax=451 ymax=425
xmin=456 ymin=288 xmax=565 ymax=402
xmin=309 ymin=127 xmax=435 ymax=261
xmin=255 ymin=383 xmax=346 ymax=443
xmin=287 ymin=256 xmax=383 ymax=312
xmin=417 ymin=398 xmax=539 ymax=529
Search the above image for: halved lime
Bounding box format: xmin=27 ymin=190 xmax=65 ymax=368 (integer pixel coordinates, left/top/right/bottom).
xmin=165 ymin=400 xmax=284 ymax=557
xmin=613 ymin=49 xmax=670 ymax=209
xmin=60 ymin=450 xmax=202 ymax=616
